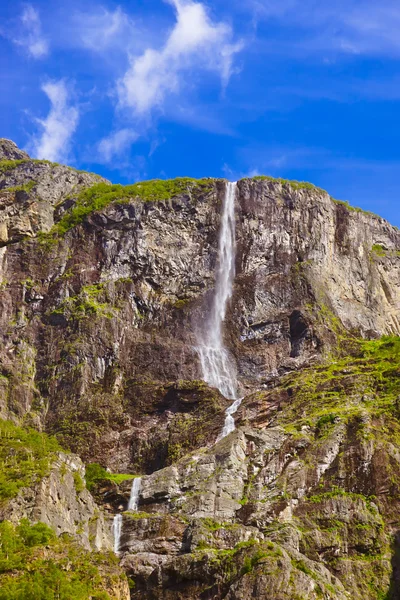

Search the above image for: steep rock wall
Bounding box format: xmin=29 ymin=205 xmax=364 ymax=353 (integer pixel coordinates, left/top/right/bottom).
xmin=0 ymin=142 xmax=399 ymax=474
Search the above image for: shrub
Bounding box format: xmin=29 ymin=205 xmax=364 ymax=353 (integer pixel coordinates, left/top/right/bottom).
xmin=0 ymin=420 xmax=62 ymax=501
xmin=85 ymin=463 xmax=135 ymax=491
xmin=0 ymin=520 xmax=122 ymax=599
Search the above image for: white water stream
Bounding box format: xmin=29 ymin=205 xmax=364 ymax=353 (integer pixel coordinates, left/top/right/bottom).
xmin=112 ymin=514 xmax=122 ymax=554
xmin=197 ymin=181 xmax=243 ymax=440
xmin=128 ymin=477 xmax=142 ymax=511
xmin=112 ymin=477 xmax=142 ymax=555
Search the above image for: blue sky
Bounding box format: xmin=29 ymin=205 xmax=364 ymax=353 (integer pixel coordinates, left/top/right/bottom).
xmin=1 ymin=0 xmax=400 ymax=226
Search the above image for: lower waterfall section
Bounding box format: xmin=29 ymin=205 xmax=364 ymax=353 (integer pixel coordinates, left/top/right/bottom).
xmin=112 ymin=514 xmax=122 ymax=554
xmin=112 ymin=477 xmax=143 ymax=554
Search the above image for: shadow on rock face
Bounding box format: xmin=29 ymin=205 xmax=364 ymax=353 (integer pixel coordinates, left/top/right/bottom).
xmin=388 ymin=531 xmax=400 ymax=599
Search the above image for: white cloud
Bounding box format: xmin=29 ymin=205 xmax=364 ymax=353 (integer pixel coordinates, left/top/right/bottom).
xmin=117 ymin=0 xmax=243 ymax=114
xmin=98 ymin=128 xmax=138 ymax=163
xmin=73 ymin=6 xmax=133 ymax=52
xmin=29 ymin=81 xmax=79 ymax=162
xmin=14 ymin=4 xmax=49 ymax=58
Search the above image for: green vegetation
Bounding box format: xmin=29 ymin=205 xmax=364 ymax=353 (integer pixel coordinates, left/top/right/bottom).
xmin=48 ymin=284 xmax=114 ymax=322
xmin=0 ymin=158 xmax=103 ymax=178
xmin=85 ymin=463 xmax=135 ymax=492
xmin=332 ymin=198 xmax=380 ymax=218
xmin=0 ymin=419 xmax=62 ymax=501
xmin=250 ymin=175 xmax=326 ymax=194
xmin=73 ymin=471 xmax=85 ymax=494
xmin=372 ymin=244 xmax=387 ymax=257
xmin=307 ymin=488 xmax=378 ymax=509
xmin=4 ymin=180 xmax=37 ymax=194
xmin=0 ymin=519 xmax=123 ymax=599
xmin=52 ymin=177 xmax=215 ymax=235
xmin=371 ymin=244 xmax=400 ymax=259
xmin=0 ymin=159 xmax=28 ymax=173
xmin=276 ymin=335 xmax=400 ymax=432
xmin=240 ymin=543 xmax=282 ymax=575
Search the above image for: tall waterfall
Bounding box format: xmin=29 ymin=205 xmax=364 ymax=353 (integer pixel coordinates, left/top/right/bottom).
xmin=112 ymin=514 xmax=122 ymax=554
xmin=128 ymin=477 xmax=142 ymax=511
xmin=198 ymin=181 xmax=243 ymax=440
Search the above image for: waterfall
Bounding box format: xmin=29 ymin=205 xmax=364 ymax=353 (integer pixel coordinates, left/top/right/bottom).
xmin=112 ymin=514 xmax=122 ymax=554
xmin=198 ymin=181 xmax=243 ymax=440
xmin=112 ymin=477 xmax=142 ymax=555
xmin=128 ymin=477 xmax=142 ymax=511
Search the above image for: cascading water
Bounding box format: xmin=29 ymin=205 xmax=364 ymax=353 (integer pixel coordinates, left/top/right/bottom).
xmin=112 ymin=514 xmax=122 ymax=554
xmin=128 ymin=477 xmax=142 ymax=511
xmin=197 ymin=181 xmax=243 ymax=440
xmin=112 ymin=477 xmax=142 ymax=555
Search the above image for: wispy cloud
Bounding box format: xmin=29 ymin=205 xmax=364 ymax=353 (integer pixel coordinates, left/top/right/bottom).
xmin=72 ymin=6 xmax=134 ymax=52
xmin=13 ymin=4 xmax=49 ymax=59
xmin=244 ymin=0 xmax=400 ymax=58
xmin=117 ymin=0 xmax=243 ymax=115
xmin=97 ymin=128 xmax=138 ymax=163
xmin=29 ymin=81 xmax=79 ymax=162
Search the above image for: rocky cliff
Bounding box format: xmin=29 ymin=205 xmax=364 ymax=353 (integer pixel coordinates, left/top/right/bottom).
xmin=0 ymin=138 xmax=400 ymax=599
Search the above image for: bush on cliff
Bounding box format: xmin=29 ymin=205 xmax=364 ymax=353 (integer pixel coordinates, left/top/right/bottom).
xmin=0 ymin=419 xmax=62 ymax=501
xmin=0 ymin=519 xmax=121 ymax=599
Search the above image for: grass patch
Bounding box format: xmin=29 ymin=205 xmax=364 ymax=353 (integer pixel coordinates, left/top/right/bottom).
xmin=3 ymin=180 xmax=37 ymax=193
xmin=0 ymin=159 xmax=29 ymax=173
xmin=52 ymin=177 xmax=215 ymax=235
xmin=371 ymin=244 xmax=400 ymax=259
xmin=85 ymin=462 xmax=136 ymax=492
xmin=332 ymin=198 xmax=380 ymax=218
xmin=0 ymin=419 xmax=62 ymax=501
xmin=250 ymin=175 xmax=326 ymax=194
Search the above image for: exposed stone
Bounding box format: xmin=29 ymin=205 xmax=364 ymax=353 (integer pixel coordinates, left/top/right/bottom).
xmin=1 ymin=451 xmax=112 ymax=551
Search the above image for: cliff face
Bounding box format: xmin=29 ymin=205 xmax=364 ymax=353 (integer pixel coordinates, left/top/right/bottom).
xmin=1 ymin=139 xmax=400 ymax=599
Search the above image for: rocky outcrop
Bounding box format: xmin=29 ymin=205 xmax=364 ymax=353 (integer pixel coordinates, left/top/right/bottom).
xmin=102 ymin=336 xmax=399 ymax=599
xmin=234 ymin=178 xmax=400 ymax=383
xmin=0 ymin=138 xmax=30 ymax=160
xmin=0 ymin=141 xmax=108 ymax=245
xmin=1 ymin=451 xmax=112 ymax=551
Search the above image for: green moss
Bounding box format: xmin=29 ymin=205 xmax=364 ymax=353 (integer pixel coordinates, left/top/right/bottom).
xmin=52 ymin=177 xmax=215 ymax=235
xmin=0 ymin=419 xmax=62 ymax=502
xmin=316 ymin=413 xmax=337 ymax=429
xmin=49 ymin=284 xmax=114 ymax=322
xmin=307 ymin=488 xmax=378 ymax=511
xmin=275 ymin=335 xmax=400 ymax=431
xmin=0 ymin=519 xmax=124 ymax=599
xmin=199 ymin=517 xmax=239 ymax=532
xmin=291 ymin=558 xmax=316 ymax=578
xmin=172 ymin=298 xmax=191 ymax=309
